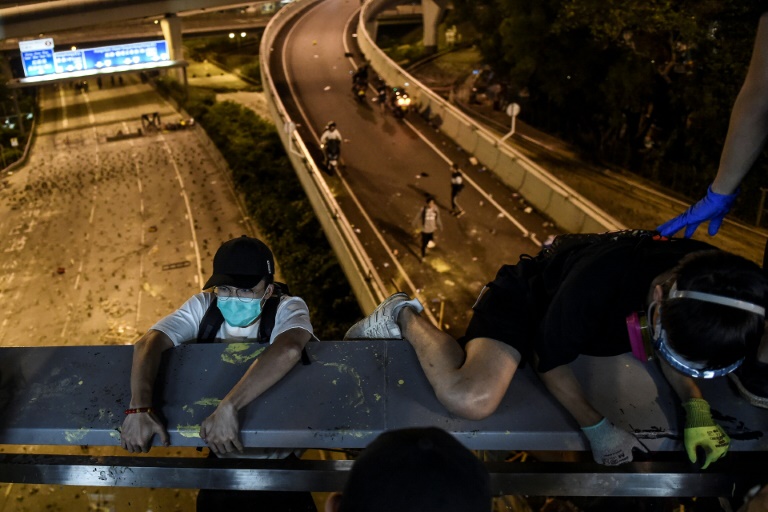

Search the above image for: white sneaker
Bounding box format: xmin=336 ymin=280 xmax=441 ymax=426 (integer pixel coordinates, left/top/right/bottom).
xmin=344 ymin=292 xmax=424 ymax=340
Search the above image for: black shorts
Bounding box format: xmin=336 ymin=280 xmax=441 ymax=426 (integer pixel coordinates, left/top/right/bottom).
xmin=459 ymin=256 xmax=544 ymax=365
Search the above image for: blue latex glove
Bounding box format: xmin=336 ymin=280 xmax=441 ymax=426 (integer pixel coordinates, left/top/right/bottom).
xmin=657 ymin=185 xmax=738 ymax=238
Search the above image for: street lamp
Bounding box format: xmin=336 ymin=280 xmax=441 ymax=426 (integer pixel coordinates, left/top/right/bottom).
xmin=499 ymin=102 xmax=521 ymax=143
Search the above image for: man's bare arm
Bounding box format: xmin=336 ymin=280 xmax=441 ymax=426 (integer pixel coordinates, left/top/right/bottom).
xmin=537 ymin=364 xmax=603 ymax=427
xmin=121 ymin=329 xmax=174 ymax=453
xmin=200 ymin=327 xmax=312 ymax=454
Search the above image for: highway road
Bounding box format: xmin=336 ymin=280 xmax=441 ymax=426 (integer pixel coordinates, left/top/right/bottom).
xmin=0 ymin=76 xmax=254 ymax=347
xmin=270 ymin=0 xmax=559 ymax=337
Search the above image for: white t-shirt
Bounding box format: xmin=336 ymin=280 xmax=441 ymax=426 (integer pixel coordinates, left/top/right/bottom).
xmin=151 ymin=292 xmax=314 ymax=459
xmin=151 ymin=292 xmax=314 ymax=346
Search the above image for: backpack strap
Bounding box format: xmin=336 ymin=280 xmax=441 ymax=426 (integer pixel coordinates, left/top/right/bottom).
xmin=197 ymin=295 xmax=225 ymax=344
xmin=198 ymin=284 xmax=310 ymax=365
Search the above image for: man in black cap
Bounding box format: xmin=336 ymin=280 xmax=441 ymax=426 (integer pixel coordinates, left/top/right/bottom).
xmin=325 ymin=427 xmax=491 ymax=512
xmin=120 ymin=236 xmax=314 ymax=455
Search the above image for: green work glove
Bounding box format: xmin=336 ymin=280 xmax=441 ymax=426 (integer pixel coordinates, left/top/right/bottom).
xmin=683 ymin=398 xmax=730 ymax=469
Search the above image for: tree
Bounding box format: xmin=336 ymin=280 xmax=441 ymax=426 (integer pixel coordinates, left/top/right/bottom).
xmin=450 ymin=0 xmax=767 ymax=219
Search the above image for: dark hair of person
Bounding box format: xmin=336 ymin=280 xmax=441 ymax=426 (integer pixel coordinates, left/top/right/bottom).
xmin=338 ymin=428 xmax=491 ymax=512
xmin=662 ymin=250 xmax=767 ymax=366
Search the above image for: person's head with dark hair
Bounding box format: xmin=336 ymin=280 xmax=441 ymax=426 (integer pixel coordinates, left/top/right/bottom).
xmin=651 ymin=250 xmax=767 ymax=376
xmin=325 ymin=427 xmax=491 ymax=512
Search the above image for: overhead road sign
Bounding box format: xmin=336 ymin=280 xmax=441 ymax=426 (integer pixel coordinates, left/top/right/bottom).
xmin=9 ymin=38 xmax=183 ymax=88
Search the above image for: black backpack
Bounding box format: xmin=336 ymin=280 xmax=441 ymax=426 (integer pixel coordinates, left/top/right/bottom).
xmin=197 ymin=282 xmax=311 ymax=365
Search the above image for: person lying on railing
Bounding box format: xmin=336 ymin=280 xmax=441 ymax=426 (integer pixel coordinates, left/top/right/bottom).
xmin=345 ymin=230 xmax=768 ymax=468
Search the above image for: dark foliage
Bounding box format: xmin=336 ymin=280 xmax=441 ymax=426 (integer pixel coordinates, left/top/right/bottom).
xmin=193 ymin=99 xmax=361 ymax=339
xmin=450 ymin=0 xmax=768 ymax=223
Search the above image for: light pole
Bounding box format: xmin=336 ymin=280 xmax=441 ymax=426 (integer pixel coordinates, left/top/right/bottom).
xmin=499 ymin=102 xmax=520 ymax=143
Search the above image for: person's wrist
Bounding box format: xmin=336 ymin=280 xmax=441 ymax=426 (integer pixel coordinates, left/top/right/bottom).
xmin=683 ymin=398 xmax=715 ymax=428
xmin=708 ymin=183 xmax=739 ymax=198
xmin=218 ymin=398 xmax=239 ymax=413
xmin=124 ymin=407 xmax=154 ymax=415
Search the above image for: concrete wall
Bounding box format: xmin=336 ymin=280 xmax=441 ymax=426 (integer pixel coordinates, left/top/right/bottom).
xmin=358 ymin=0 xmax=625 ymax=234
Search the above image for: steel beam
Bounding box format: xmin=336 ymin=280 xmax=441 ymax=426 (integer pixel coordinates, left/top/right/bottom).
xmin=1 ymin=454 xmax=766 ymax=497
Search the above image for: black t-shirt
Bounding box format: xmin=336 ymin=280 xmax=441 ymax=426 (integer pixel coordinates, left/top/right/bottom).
xmin=533 ymin=234 xmax=714 ymax=372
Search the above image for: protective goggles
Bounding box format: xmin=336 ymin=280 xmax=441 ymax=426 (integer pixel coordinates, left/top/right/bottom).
xmin=626 ymin=282 xmax=765 ymax=378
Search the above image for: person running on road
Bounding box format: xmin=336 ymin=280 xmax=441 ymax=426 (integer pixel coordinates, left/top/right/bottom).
xmin=450 ymin=163 xmax=465 ymax=216
xmin=413 ymin=196 xmax=442 ymax=261
xmin=346 ymin=230 xmax=768 ymax=468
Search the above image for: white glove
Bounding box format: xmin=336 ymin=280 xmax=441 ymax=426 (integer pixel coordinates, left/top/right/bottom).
xmin=581 ymin=417 xmax=649 ymax=466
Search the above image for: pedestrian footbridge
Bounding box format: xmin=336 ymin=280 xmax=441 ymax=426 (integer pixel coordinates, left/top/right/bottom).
xmin=0 ymin=343 xmax=765 ymax=497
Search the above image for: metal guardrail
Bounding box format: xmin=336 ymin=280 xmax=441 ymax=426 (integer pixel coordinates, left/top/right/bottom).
xmin=1 ymin=455 xmax=766 ymax=497
xmin=356 ymin=0 xmax=625 ymax=234
xmin=260 ymin=0 xmax=385 ymax=314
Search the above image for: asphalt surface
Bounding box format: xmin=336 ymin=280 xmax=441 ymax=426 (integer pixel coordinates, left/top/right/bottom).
xmin=0 ymin=76 xmax=254 ymax=510
xmin=0 ymin=77 xmax=255 ymax=347
xmin=270 ymin=0 xmax=558 ymax=338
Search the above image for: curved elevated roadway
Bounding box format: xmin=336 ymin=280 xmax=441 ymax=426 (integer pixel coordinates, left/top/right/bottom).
xmin=268 ymin=0 xmax=559 ymax=336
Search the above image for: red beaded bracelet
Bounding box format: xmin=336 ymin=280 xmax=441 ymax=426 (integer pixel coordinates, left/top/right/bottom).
xmin=124 ymin=407 xmax=154 ymax=415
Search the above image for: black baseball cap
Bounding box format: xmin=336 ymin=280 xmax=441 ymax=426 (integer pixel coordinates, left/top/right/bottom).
xmin=203 ymin=236 xmax=274 ymax=290
xmin=338 ymin=427 xmax=491 ymax=512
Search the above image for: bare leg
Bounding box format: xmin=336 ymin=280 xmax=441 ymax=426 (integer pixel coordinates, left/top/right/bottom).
xmin=399 ymin=308 xmax=521 ymax=420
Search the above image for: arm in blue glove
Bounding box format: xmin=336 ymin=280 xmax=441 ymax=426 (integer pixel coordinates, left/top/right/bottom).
xmin=657 ymin=185 xmax=738 ymax=238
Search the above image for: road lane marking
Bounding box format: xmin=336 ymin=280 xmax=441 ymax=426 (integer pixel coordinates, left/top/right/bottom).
xmin=282 ymin=6 xmax=436 ymax=324
xmin=341 ymin=10 xmax=538 ymax=246
xmin=59 ymin=88 xmax=68 ymax=129
xmin=401 ymin=117 xmax=539 ymax=245
xmin=161 ymin=137 xmax=203 ymax=287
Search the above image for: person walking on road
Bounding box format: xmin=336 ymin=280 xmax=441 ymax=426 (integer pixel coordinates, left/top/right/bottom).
xmin=450 ymin=163 xmax=465 ymax=216
xmin=413 ymin=196 xmax=442 ymax=262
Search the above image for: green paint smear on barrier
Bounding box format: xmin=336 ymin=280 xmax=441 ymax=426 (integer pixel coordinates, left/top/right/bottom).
xmin=319 ymin=362 xmax=365 ymax=408
xmin=64 ymin=428 xmax=89 ymax=443
xmin=177 ymin=424 xmax=201 ymax=438
xmin=195 ymin=397 xmax=222 ymax=407
xmin=221 ymin=343 xmax=266 ymax=364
